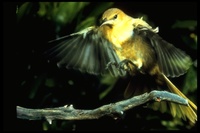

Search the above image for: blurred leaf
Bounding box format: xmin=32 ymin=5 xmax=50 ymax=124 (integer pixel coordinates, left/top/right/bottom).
xmin=181 ymin=33 xmax=197 ymax=50
xmin=37 ymin=2 xmax=90 ymax=26
xmin=182 ymin=66 xmax=197 ymax=94
xmin=16 ymin=2 xmax=33 ymax=22
xmin=43 ymin=121 xmax=49 ymax=131
xmin=193 ymin=59 xmax=197 ymax=68
xmin=37 ymin=2 xmax=49 ymax=17
xmin=52 ymin=2 xmax=89 ymax=25
xmin=45 ymin=78 xmax=55 ymax=88
xmin=188 ymin=33 xmax=197 ymax=50
xmin=172 ymin=20 xmax=197 ymax=30
xmin=75 ymin=2 xmax=114 ymax=31
xmin=88 ymin=2 xmax=114 ymax=16
xmin=99 ymin=75 xmax=118 ymax=100
xmin=29 ymin=73 xmax=47 ymax=99
xmin=172 ymin=20 xmax=197 ymax=50
xmin=190 ymin=33 xmax=197 ymax=44
xmin=161 ymin=118 xmax=183 ymax=130
xmin=75 ymin=17 xmax=96 ymax=31
xmin=43 ymin=121 xmax=74 ymax=131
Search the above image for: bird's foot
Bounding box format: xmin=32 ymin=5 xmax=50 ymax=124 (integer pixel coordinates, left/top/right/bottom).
xmin=106 ymin=60 xmax=131 ymax=72
xmin=118 ymin=59 xmax=146 ymax=75
xmin=106 ymin=60 xmax=143 ymax=74
xmin=118 ymin=59 xmax=137 ymax=72
xmin=105 ymin=61 xmax=118 ymax=70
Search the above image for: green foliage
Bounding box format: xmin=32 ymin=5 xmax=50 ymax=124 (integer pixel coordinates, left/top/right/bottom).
xmin=99 ymin=74 xmax=118 ymax=100
xmin=37 ymin=2 xmax=89 ymax=26
xmin=172 ymin=20 xmax=197 ymax=30
xmin=158 ymin=20 xmax=197 ymax=130
xmin=28 ymin=73 xmax=47 ymax=99
xmin=16 ymin=2 xmax=33 ymax=22
xmin=172 ymin=20 xmax=197 ymax=50
xmin=17 ymin=2 xmax=114 ymax=33
xmin=172 ymin=20 xmax=197 ymax=101
xmin=183 ymin=66 xmax=197 ymax=95
xmin=75 ymin=16 xmax=96 ymax=31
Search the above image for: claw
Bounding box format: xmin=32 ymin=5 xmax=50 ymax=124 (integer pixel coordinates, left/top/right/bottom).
xmin=105 ymin=61 xmax=118 ymax=70
xmin=118 ymin=59 xmax=137 ymax=71
xmin=106 ymin=59 xmax=143 ymax=74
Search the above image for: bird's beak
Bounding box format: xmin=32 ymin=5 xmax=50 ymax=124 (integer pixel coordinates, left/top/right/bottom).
xmin=100 ymin=19 xmax=113 ymax=27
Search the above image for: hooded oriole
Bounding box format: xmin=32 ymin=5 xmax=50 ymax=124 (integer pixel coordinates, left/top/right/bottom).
xmin=46 ymin=8 xmax=197 ymax=123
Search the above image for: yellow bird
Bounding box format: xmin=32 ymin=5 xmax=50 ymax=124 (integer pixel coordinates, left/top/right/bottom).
xmin=46 ymin=8 xmax=197 ymax=123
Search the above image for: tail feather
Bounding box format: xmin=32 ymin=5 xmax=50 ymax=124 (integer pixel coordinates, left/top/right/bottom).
xmin=163 ymin=74 xmax=197 ymax=123
xmin=123 ymin=73 xmax=197 ymax=123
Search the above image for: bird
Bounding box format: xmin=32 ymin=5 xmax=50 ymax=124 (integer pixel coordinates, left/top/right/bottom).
xmin=46 ymin=8 xmax=197 ymax=123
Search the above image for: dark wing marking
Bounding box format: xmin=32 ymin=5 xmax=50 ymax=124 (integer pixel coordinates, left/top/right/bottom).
xmin=45 ymin=27 xmax=126 ymax=77
xmin=136 ymin=28 xmax=192 ymax=77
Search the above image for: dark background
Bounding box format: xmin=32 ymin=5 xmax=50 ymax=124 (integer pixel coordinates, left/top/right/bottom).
xmin=3 ymin=2 xmax=197 ymax=131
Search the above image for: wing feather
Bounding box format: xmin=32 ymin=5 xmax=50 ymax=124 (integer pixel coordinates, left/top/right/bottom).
xmin=45 ymin=27 xmax=126 ymax=76
xmin=137 ymin=29 xmax=192 ymax=77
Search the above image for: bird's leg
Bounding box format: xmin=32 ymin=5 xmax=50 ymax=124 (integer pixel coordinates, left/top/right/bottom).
xmin=105 ymin=60 xmax=134 ymax=72
xmin=118 ymin=59 xmax=146 ymax=75
xmin=106 ymin=59 xmax=142 ymax=75
xmin=105 ymin=61 xmax=119 ymax=70
xmin=118 ymin=59 xmax=137 ymax=72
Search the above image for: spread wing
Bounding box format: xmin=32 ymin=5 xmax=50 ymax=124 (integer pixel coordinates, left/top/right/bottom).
xmin=135 ymin=27 xmax=192 ymax=77
xmin=45 ymin=27 xmax=126 ymax=77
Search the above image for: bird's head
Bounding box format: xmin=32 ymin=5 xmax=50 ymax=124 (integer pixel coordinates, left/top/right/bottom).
xmin=100 ymin=8 xmax=128 ymax=27
xmin=100 ymin=8 xmax=159 ymax=33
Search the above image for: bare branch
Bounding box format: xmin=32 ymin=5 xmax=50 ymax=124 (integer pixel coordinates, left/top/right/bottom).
xmin=16 ymin=90 xmax=188 ymax=123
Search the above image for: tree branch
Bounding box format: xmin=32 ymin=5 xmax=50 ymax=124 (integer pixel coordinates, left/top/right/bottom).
xmin=17 ymin=90 xmax=188 ymax=124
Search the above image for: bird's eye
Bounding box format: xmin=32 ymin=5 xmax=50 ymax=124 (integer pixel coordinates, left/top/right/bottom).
xmin=113 ymin=14 xmax=118 ymax=19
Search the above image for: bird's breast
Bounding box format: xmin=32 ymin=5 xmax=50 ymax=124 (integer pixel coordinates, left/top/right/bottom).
xmin=99 ymin=24 xmax=157 ymax=72
xmin=120 ymin=35 xmax=157 ymax=72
